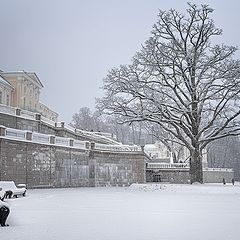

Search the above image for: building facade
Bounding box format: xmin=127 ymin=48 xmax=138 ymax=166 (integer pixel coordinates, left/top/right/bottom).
xmin=145 ymin=141 xmax=208 ymax=167
xmin=144 ymin=142 xmax=172 ymax=162
xmin=0 ymin=75 xmax=14 ymax=106
xmin=0 ymin=71 xmax=58 ymax=121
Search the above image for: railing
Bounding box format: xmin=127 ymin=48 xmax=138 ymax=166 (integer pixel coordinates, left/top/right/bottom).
xmin=75 ymin=128 xmax=121 ymax=145
xmin=146 ymin=163 xmax=234 ymax=173
xmin=41 ymin=116 xmax=55 ymax=127
xmin=95 ymin=143 xmax=141 ymax=152
xmin=0 ymin=126 xmax=142 ymax=153
xmin=147 ymin=162 xmax=190 ymax=169
xmin=203 ymin=167 xmax=234 ymax=172
xmin=5 ymin=128 xmax=25 ymax=140
xmin=92 ymin=131 xmax=117 ymax=140
xmin=38 ymin=102 xmax=58 ymax=121
xmin=73 ymin=140 xmax=87 ymax=149
xmin=0 ymin=103 xmax=57 ymax=125
xmin=20 ymin=109 xmax=36 ymax=120
xmin=0 ymin=104 xmax=120 ymax=145
xmin=32 ymin=132 xmax=50 ymax=144
xmin=0 ymin=104 xmax=16 ymax=115
xmin=65 ymin=125 xmax=75 ymax=132
xmin=0 ymin=104 xmax=136 ymax=146
xmin=127 ymin=145 xmax=142 ymax=151
xmin=55 ymin=136 xmax=70 ymax=146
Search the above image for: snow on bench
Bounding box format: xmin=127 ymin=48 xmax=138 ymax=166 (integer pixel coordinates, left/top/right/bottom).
xmin=0 ymin=181 xmax=26 ymax=198
xmin=0 ymin=187 xmax=5 ymax=200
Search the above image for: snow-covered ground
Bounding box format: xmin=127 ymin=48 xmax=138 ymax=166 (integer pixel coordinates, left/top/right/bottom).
xmin=1 ymin=183 xmax=240 ymax=240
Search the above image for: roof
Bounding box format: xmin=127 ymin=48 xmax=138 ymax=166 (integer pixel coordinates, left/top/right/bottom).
xmin=23 ymin=71 xmax=44 ymax=88
xmin=0 ymin=75 xmax=14 ymax=89
xmin=1 ymin=71 xmax=44 ymax=88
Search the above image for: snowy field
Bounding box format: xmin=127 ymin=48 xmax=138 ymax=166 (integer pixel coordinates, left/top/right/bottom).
xmin=1 ymin=183 xmax=240 ymax=240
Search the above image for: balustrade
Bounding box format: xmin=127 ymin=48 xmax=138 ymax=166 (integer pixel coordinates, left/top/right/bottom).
xmin=5 ymin=128 xmax=25 ymax=140
xmin=147 ymin=162 xmax=189 ymax=169
xmin=1 ymin=126 xmax=142 ymax=153
xmin=0 ymin=104 xmax=16 ymax=115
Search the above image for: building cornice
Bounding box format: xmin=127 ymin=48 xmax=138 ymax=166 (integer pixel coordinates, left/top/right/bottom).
xmin=1 ymin=71 xmax=44 ymax=88
xmin=0 ymin=75 xmax=15 ymax=90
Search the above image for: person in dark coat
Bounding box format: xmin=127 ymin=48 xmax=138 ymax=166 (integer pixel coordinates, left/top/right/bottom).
xmin=0 ymin=194 xmax=10 ymax=227
xmin=222 ymin=178 xmax=226 ymax=185
xmin=232 ymin=178 xmax=235 ymax=185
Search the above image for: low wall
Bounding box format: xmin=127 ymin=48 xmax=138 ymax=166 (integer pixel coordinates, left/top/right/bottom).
xmin=0 ymin=138 xmax=146 ymax=188
xmin=146 ymin=169 xmax=190 ymax=183
xmin=146 ymin=168 xmax=234 ymax=184
xmin=93 ymin=151 xmax=146 ymax=186
xmin=203 ymin=169 xmax=234 ymax=183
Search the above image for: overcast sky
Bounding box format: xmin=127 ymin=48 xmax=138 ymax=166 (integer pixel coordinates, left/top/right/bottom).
xmin=1 ymin=0 xmax=240 ymax=123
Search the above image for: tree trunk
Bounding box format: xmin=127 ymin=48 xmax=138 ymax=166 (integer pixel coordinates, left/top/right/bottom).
xmin=189 ymin=147 xmax=203 ymax=183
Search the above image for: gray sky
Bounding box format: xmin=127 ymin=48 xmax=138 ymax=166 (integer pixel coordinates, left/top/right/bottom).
xmin=1 ymin=0 xmax=240 ymax=123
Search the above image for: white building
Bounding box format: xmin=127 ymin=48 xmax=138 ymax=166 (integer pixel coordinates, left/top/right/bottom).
xmin=144 ymin=141 xmax=172 ymax=163
xmin=145 ymin=141 xmax=208 ymax=167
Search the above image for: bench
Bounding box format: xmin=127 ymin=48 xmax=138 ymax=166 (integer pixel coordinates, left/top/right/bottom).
xmin=0 ymin=181 xmax=26 ymax=198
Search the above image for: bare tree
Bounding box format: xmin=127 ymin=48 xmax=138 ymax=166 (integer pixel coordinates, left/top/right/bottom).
xmin=70 ymin=107 xmax=145 ymax=144
xmin=70 ymin=107 xmax=101 ymax=131
xmin=98 ymin=3 xmax=240 ymax=183
xmin=104 ymin=115 xmax=145 ymax=144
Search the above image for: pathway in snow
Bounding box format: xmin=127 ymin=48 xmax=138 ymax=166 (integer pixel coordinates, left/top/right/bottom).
xmin=1 ymin=183 xmax=240 ymax=240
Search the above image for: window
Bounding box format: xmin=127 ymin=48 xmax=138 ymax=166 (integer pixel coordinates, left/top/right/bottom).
xmin=0 ymin=91 xmax=2 ymax=104
xmin=6 ymin=94 xmax=10 ymax=106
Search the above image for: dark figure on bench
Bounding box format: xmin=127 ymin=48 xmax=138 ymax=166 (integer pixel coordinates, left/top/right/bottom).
xmin=0 ymin=194 xmax=10 ymax=227
xmin=4 ymin=191 xmax=13 ymax=199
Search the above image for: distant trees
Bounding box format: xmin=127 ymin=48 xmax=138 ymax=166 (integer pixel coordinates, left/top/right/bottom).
xmin=97 ymin=4 xmax=240 ymax=183
xmin=70 ymin=107 xmax=102 ymax=131
xmin=70 ymin=107 xmax=149 ymax=144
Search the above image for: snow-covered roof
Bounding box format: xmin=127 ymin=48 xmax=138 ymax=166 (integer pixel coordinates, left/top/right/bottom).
xmin=0 ymin=75 xmax=14 ymax=89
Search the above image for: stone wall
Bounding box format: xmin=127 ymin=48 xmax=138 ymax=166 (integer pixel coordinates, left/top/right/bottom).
xmin=93 ymin=151 xmax=146 ymax=186
xmin=146 ymin=169 xmax=190 ymax=184
xmin=203 ymin=169 xmax=234 ymax=183
xmin=0 ymin=138 xmax=146 ymax=188
xmin=146 ymin=168 xmax=234 ymax=184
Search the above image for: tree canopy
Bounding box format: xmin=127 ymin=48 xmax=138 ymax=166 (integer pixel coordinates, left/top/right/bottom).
xmin=97 ymin=3 xmax=240 ymax=183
